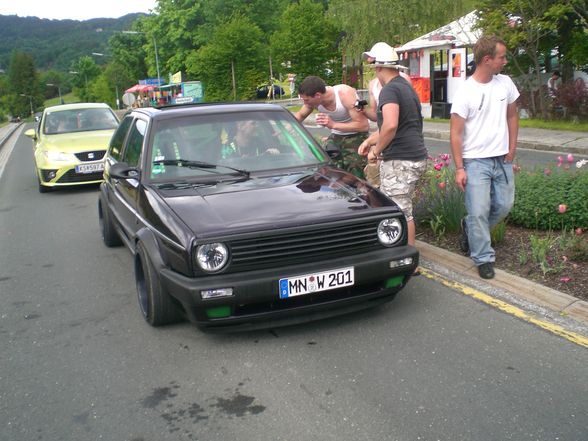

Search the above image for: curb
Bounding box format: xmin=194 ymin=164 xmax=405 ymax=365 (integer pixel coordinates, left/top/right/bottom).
xmin=416 ymin=240 xmax=588 ymax=328
xmin=423 ymin=129 xmax=588 ymax=155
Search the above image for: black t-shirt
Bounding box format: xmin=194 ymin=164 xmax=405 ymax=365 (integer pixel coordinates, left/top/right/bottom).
xmin=377 ymin=76 xmax=428 ymax=161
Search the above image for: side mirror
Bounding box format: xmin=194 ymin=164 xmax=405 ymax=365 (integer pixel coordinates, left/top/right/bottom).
xmin=24 ymin=129 xmax=37 ymax=140
xmin=108 ymin=162 xmax=141 ymax=181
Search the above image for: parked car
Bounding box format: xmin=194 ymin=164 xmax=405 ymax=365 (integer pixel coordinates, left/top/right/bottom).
xmin=98 ymin=102 xmax=418 ymax=332
xmin=25 ymin=103 xmax=119 ymax=193
xmin=256 ymin=84 xmax=285 ymax=99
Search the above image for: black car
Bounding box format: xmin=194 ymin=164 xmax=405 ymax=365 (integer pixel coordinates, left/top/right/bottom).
xmin=98 ymin=103 xmax=418 ymax=332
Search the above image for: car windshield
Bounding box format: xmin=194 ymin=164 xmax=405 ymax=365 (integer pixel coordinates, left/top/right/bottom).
xmin=148 ymin=110 xmax=326 ymax=180
xmin=43 ymin=108 xmax=119 ymax=135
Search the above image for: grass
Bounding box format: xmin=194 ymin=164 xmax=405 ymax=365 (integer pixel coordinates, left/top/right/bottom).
xmin=44 ymin=92 xmax=78 ymax=107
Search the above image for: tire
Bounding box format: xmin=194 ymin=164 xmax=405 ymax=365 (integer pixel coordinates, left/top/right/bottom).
xmin=98 ymin=196 xmax=122 ymax=247
xmin=135 ymin=241 xmax=183 ymax=326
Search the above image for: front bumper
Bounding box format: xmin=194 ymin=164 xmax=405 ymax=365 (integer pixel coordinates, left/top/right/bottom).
xmin=37 ymin=163 xmax=104 ymax=187
xmin=160 ymin=245 xmax=419 ymax=331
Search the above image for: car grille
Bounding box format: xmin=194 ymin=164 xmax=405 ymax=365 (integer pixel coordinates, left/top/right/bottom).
xmin=75 ymin=150 xmax=106 ymax=162
xmin=226 ymin=216 xmax=390 ymax=272
xmin=57 ymin=170 xmax=104 ymax=183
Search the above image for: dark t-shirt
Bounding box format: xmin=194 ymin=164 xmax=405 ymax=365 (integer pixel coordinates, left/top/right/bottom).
xmin=377 ymin=76 xmax=427 ymax=161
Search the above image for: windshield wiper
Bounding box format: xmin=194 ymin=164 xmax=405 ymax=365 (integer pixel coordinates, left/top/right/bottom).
xmin=152 ymin=159 xmax=250 ymax=178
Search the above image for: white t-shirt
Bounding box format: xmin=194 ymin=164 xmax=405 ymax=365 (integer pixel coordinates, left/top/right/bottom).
xmin=451 ymin=74 xmax=519 ymax=158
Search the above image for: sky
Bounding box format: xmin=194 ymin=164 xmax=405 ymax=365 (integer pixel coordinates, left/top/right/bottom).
xmin=0 ymin=0 xmax=157 ymax=20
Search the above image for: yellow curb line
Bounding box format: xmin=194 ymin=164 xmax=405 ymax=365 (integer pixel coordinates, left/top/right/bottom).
xmin=419 ymin=267 xmax=588 ymax=349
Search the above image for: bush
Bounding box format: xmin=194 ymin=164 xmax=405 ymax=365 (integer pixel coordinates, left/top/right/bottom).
xmin=414 ymin=153 xmax=466 ymax=235
xmin=555 ymin=81 xmax=588 ymax=122
xmin=509 ymin=158 xmax=588 ymax=230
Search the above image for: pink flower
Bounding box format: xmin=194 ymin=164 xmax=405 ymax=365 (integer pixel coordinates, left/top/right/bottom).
xmin=543 ymin=168 xmax=552 ymax=176
xmin=567 ymin=154 xmax=574 ymax=163
xmin=559 ymin=276 xmax=571 ymax=283
xmin=558 ymin=204 xmax=567 ymax=214
xmin=434 ymin=163 xmax=443 ymax=171
xmin=438 ymin=182 xmax=446 ymax=189
xmin=557 ymin=156 xmax=563 ymax=167
xmin=575 ymin=228 xmax=583 ymax=236
xmin=512 ymin=164 xmax=521 ymax=173
xmin=440 ymin=153 xmax=450 ymax=161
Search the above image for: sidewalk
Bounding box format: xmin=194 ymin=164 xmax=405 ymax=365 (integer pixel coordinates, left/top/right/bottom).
xmin=418 ymin=119 xmax=588 ymax=333
xmin=422 ymin=120 xmax=588 ymax=155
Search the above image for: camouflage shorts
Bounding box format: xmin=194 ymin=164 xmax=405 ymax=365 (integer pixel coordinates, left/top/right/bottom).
xmin=323 ymin=132 xmax=368 ymax=178
xmin=380 ymin=159 xmax=427 ymax=220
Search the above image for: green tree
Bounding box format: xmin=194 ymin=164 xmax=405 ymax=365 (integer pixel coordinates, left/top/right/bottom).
xmin=107 ymin=32 xmax=149 ymax=89
xmin=186 ymin=14 xmax=266 ymax=101
xmin=70 ymin=56 xmax=101 ymax=102
xmin=476 ymin=0 xmax=585 ymax=119
xmin=6 ymin=51 xmax=41 ymax=118
xmin=270 ymin=0 xmax=341 ymax=84
xmin=327 ymin=0 xmax=477 ymax=62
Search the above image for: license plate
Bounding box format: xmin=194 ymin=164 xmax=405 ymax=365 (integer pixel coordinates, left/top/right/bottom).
xmin=279 ymin=266 xmax=354 ymax=299
xmin=75 ymin=162 xmax=104 ymax=174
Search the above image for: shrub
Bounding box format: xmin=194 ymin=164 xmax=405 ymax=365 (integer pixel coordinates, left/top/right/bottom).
xmin=509 ymin=157 xmax=588 ymax=230
xmin=555 ymin=81 xmax=588 ymax=122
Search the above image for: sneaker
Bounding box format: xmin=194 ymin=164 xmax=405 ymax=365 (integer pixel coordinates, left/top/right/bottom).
xmin=478 ymin=262 xmax=495 ymax=279
xmin=459 ymin=218 xmax=469 ymax=254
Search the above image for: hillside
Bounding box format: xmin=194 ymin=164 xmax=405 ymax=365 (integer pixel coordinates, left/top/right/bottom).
xmin=0 ymin=13 xmax=145 ymax=72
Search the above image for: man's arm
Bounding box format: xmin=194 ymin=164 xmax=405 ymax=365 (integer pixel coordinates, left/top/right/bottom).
xmin=363 ymin=79 xmax=378 ymax=122
xmin=368 ymin=102 xmax=398 ymax=162
xmin=505 ymin=101 xmax=519 ymax=162
xmin=450 ymin=113 xmax=467 ymax=191
xmin=294 ymin=104 xmax=313 ymax=123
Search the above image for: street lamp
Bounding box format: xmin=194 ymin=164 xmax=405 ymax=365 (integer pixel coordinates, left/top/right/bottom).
xmin=46 ymin=83 xmax=63 ymax=104
xmin=121 ymin=30 xmax=161 ymax=84
xmin=69 ymin=70 xmax=88 ymax=90
xmin=19 ymin=93 xmax=33 ymax=117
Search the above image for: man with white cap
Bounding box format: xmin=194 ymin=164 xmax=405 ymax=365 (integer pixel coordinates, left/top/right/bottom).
xmin=359 ymin=42 xmax=413 ymax=187
xmin=358 ymin=44 xmax=427 ymax=257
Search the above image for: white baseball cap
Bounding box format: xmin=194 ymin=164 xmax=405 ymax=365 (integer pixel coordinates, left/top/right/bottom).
xmin=363 ymin=42 xmax=408 ymax=70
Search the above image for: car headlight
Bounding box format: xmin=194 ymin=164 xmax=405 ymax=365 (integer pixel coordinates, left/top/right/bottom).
xmin=377 ymin=218 xmax=403 ymax=246
xmin=196 ymin=243 xmax=229 ymax=272
xmin=43 ymin=150 xmax=75 ymax=162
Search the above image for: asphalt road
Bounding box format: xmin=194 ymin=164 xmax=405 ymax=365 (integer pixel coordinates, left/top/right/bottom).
xmin=1 ymin=126 xmax=587 ymax=441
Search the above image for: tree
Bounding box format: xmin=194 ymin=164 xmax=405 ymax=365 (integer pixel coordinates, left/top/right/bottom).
xmin=107 ymin=32 xmax=149 ymax=89
xmin=6 ymin=51 xmax=41 ymax=118
xmin=270 ymin=0 xmax=341 ymax=84
xmin=327 ymin=0 xmax=477 ymax=63
xmin=70 ymin=56 xmax=101 ymax=102
xmin=186 ymin=14 xmax=266 ymax=101
xmin=476 ymin=0 xmax=585 ymax=119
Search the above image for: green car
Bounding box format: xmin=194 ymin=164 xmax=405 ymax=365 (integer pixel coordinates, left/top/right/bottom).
xmin=25 ymin=103 xmax=119 ymax=193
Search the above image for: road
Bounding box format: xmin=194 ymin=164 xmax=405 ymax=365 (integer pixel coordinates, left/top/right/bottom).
xmin=1 ymin=126 xmax=587 ymax=441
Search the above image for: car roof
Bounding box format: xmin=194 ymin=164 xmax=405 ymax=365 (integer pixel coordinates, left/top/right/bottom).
xmin=44 ymin=102 xmax=113 ymax=113
xmin=127 ymin=102 xmax=289 ymax=121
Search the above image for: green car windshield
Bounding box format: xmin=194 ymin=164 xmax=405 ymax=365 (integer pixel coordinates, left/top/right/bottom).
xmin=43 ymin=108 xmax=119 ymax=135
xmin=148 ymin=110 xmax=326 ymax=180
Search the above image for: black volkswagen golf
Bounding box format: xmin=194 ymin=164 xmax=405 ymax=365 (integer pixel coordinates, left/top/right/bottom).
xmin=98 ymin=103 xmax=418 ymax=332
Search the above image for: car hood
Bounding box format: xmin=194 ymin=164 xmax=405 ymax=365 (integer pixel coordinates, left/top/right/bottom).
xmin=153 ymin=168 xmax=397 ymax=237
xmin=40 ymin=130 xmax=114 ymax=151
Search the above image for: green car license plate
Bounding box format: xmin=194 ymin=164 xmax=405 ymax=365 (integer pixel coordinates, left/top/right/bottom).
xmin=279 ymin=266 xmax=354 ymax=299
xmin=75 ymin=162 xmax=104 ymax=174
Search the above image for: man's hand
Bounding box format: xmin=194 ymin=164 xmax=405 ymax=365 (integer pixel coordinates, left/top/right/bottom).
xmin=455 ymin=168 xmax=467 ymax=192
xmin=357 ymin=140 xmax=370 ymax=156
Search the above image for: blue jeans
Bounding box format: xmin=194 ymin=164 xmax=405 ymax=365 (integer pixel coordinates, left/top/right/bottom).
xmin=463 ymin=157 xmax=515 ymax=266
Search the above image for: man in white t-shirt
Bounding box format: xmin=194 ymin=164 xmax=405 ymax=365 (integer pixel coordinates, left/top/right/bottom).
xmin=450 ymin=35 xmax=520 ymax=280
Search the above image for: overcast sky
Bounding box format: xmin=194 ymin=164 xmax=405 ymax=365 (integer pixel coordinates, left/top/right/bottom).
xmin=0 ymin=0 xmax=157 ymax=20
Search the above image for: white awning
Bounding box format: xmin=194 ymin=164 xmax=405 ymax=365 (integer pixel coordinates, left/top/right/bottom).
xmin=398 ymin=11 xmax=481 ymax=52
